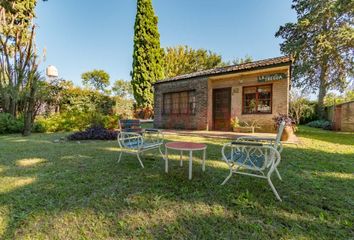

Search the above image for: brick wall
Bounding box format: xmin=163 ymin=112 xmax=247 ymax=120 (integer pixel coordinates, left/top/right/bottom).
xmin=154 ymin=76 xmax=209 ymax=130
xmin=154 ymin=66 xmax=290 ymax=132
xmin=208 ymin=67 xmax=290 ymax=132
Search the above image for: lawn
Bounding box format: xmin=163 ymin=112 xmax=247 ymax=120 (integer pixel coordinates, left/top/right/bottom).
xmin=0 ymin=126 xmax=353 ymax=239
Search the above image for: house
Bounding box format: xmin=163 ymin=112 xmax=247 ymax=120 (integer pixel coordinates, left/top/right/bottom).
xmin=153 ymin=56 xmax=292 ymax=132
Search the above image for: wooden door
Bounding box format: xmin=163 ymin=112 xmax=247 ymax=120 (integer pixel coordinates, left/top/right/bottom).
xmin=213 ymin=88 xmax=231 ymax=131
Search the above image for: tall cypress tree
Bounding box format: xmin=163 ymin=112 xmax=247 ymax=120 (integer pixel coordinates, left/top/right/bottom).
xmin=131 ymin=0 xmax=164 ymax=109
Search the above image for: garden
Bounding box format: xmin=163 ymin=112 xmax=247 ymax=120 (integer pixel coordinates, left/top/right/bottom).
xmin=0 ymin=126 xmax=353 ymax=239
xmin=0 ymin=0 xmax=353 ymax=239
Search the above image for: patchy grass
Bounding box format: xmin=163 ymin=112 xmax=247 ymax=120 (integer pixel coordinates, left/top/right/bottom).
xmin=0 ymin=127 xmax=353 ymax=239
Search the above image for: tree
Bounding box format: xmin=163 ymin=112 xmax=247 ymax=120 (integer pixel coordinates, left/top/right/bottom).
xmin=81 ymin=69 xmax=110 ymax=92
xmin=112 ymin=79 xmax=132 ymax=98
xmin=228 ymin=55 xmax=253 ymax=65
xmin=289 ymin=89 xmax=315 ymax=124
xmin=0 ymin=0 xmax=42 ymax=136
xmin=324 ymin=90 xmax=354 ymax=106
xmin=275 ymin=0 xmax=354 ymax=118
xmin=131 ymin=0 xmax=164 ymax=109
xmin=163 ymin=45 xmax=223 ymax=78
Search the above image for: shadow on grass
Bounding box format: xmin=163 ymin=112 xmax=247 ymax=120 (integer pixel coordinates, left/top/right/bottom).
xmin=0 ymin=132 xmax=353 ymax=239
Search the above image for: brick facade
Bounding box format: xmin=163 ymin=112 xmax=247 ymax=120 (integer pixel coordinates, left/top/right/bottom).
xmin=154 ymin=76 xmax=208 ymax=130
xmin=153 ymin=57 xmax=291 ymax=132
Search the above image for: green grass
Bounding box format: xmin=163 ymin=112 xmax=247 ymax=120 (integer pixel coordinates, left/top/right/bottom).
xmin=0 ymin=126 xmax=353 ymax=239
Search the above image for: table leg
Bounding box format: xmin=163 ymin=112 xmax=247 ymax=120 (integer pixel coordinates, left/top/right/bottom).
xmin=202 ymin=149 xmax=206 ymax=172
xmin=165 ymin=147 xmax=168 ymax=173
xmin=180 ymin=150 xmax=183 ymax=167
xmin=189 ymin=150 xmax=193 ymax=180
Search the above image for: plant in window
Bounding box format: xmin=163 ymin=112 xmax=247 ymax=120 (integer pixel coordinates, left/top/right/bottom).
xmin=249 ymin=99 xmax=257 ymax=113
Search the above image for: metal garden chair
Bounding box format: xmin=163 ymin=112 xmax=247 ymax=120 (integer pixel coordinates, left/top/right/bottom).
xmin=234 ymin=121 xmax=286 ymax=181
xmin=117 ymin=119 xmax=164 ymax=168
xmin=221 ymin=141 xmax=283 ymax=201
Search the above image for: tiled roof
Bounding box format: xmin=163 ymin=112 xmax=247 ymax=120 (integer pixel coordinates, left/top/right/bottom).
xmin=155 ymin=55 xmax=292 ymax=84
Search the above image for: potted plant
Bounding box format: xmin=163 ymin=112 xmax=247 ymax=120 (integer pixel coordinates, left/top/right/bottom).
xmin=273 ymin=114 xmax=296 ymax=141
xmin=230 ymin=116 xmax=240 ymax=132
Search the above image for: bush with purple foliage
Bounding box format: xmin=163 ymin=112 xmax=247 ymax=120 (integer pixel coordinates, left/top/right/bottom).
xmin=67 ymin=125 xmax=118 ymax=140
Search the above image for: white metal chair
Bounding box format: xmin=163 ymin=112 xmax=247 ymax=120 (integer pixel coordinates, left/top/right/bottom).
xmin=117 ymin=120 xmax=164 ymax=168
xmin=235 ymin=121 xmax=285 ymax=181
xmin=221 ymin=141 xmax=283 ymax=201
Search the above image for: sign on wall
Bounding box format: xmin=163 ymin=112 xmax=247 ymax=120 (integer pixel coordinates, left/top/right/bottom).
xmin=257 ymin=73 xmax=287 ymax=83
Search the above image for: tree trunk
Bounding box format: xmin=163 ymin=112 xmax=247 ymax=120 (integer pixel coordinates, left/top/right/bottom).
xmin=22 ymin=83 xmax=36 ymax=136
xmin=317 ymin=83 xmax=327 ymax=119
xmin=317 ymin=61 xmax=328 ymax=119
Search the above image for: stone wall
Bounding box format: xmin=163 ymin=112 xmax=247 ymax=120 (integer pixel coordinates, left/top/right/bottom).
xmin=154 ymin=77 xmax=209 ymax=130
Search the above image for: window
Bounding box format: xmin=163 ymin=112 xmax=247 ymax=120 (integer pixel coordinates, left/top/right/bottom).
xmin=163 ymin=91 xmax=196 ymax=115
xmin=243 ymin=85 xmax=272 ymax=114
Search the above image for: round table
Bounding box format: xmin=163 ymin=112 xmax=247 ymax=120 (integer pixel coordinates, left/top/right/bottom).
xmin=164 ymin=141 xmax=207 ymax=180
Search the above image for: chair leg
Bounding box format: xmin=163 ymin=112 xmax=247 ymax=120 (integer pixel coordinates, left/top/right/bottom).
xmin=267 ymin=177 xmax=282 ymax=202
xmin=165 ymin=147 xmax=168 ymax=173
xmin=117 ymin=151 xmax=123 ymax=163
xmin=137 ymin=152 xmax=144 ymax=168
xmin=221 ymin=169 xmax=233 ymax=185
xmin=275 ymin=168 xmax=282 ymax=181
xmin=158 ymin=145 xmax=165 ymax=160
xmin=180 ymin=150 xmax=183 ymax=167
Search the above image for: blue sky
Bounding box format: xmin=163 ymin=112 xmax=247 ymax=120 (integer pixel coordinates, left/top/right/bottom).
xmin=35 ymin=0 xmax=296 ymax=86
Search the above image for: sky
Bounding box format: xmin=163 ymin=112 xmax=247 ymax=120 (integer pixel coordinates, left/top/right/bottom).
xmin=35 ymin=0 xmax=297 ymax=86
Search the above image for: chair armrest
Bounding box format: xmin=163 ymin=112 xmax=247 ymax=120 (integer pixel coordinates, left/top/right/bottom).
xmin=144 ymin=128 xmax=161 ymax=133
xmin=237 ymin=136 xmax=275 ymax=142
xmin=142 ymin=128 xmax=164 ymax=144
xmin=117 ymin=132 xmax=144 ymax=149
xmin=231 ymin=141 xmax=264 ymax=147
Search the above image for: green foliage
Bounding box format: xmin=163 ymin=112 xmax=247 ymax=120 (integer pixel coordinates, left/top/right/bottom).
xmin=60 ymin=85 xmax=114 ymax=115
xmin=163 ymin=45 xmax=224 ymax=78
xmin=35 ymin=112 xmax=121 ymax=132
xmin=290 ymin=97 xmax=316 ymax=124
xmin=307 ymin=119 xmax=332 ymax=130
xmin=224 ymin=55 xmax=253 ymax=66
xmin=113 ymin=97 xmax=134 ymax=119
xmin=0 ymin=113 xmax=23 ymax=134
xmin=131 ymin=0 xmax=164 ymax=109
xmin=32 ymin=82 xmax=120 ymax=132
xmin=0 ymin=0 xmax=37 ymax=31
xmin=324 ymin=90 xmax=354 ymax=106
xmin=112 ymin=79 xmax=133 ymax=98
xmin=81 ymin=69 xmax=110 ymax=92
xmin=275 ymin=0 xmax=354 ymax=117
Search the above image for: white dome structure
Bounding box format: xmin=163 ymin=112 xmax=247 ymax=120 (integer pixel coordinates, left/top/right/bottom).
xmin=46 ymin=65 xmax=58 ymax=78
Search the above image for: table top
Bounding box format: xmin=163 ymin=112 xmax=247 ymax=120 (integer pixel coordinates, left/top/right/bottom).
xmin=165 ymin=141 xmax=207 ymax=151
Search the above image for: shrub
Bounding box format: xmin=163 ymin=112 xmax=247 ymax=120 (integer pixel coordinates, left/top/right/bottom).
xmin=0 ymin=113 xmax=24 ymax=134
xmin=32 ymin=122 xmax=46 ymax=133
xmin=67 ymin=125 xmax=118 ymax=140
xmin=307 ymin=120 xmax=332 ymax=130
